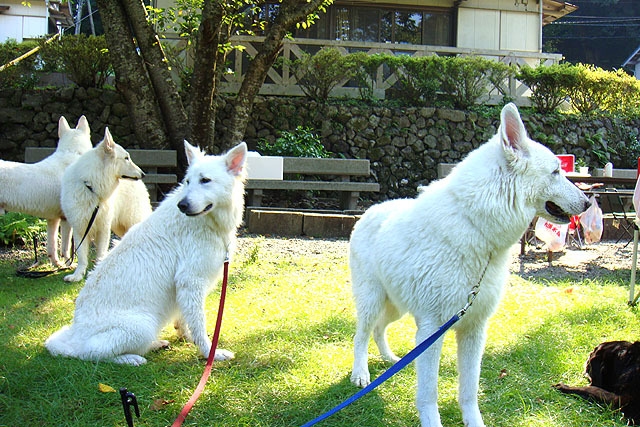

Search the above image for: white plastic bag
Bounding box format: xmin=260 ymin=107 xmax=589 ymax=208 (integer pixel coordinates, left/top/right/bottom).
xmin=535 ymin=217 xmax=568 ymax=252
xmin=579 ymin=195 xmax=603 ymax=244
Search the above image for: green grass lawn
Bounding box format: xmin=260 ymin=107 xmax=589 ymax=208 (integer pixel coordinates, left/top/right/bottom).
xmin=1 ymin=237 xmax=638 ymax=427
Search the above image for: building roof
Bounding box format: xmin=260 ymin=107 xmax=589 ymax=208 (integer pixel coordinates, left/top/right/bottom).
xmin=623 ymin=45 xmax=640 ymax=67
xmin=542 ymin=0 xmax=578 ymax=25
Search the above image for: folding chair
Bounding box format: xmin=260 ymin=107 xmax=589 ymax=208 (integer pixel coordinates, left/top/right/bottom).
xmin=599 ymin=190 xmax=636 ymax=246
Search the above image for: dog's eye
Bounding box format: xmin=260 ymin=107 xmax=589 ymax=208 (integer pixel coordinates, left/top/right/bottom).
xmin=200 ymin=177 xmax=211 ymax=184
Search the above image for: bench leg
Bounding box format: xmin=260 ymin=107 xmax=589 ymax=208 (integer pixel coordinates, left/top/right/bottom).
xmin=340 ymin=191 xmax=359 ymax=211
xmin=247 ymin=189 xmax=264 ymax=207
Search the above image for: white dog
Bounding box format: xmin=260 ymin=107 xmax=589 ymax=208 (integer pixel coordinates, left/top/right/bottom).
xmin=46 ymin=141 xmax=247 ymax=365
xmin=60 ymin=127 xmax=151 ymax=282
xmin=0 ymin=116 xmax=92 ymax=267
xmin=349 ymin=103 xmax=590 ymax=427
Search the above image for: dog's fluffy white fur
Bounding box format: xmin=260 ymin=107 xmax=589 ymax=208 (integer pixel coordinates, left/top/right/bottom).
xmin=0 ymin=116 xmax=92 ymax=266
xmin=46 ymin=141 xmax=247 ymax=366
xmin=349 ymin=103 xmax=590 ymax=427
xmin=60 ymin=127 xmax=151 ymax=282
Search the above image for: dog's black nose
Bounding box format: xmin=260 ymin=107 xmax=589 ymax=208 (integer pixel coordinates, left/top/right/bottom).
xmin=177 ymin=199 xmax=189 ymax=213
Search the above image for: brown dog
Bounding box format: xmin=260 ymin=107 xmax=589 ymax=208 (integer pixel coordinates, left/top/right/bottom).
xmin=554 ymin=341 xmax=640 ymax=424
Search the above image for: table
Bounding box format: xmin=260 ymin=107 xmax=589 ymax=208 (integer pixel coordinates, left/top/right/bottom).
xmin=567 ymin=175 xmax=638 ymax=187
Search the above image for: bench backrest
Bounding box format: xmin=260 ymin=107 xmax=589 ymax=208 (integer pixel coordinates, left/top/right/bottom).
xmin=282 ymin=157 xmax=370 ymax=176
xmin=25 ymin=147 xmax=178 ymax=204
xmin=24 ymin=147 xmax=177 ymax=168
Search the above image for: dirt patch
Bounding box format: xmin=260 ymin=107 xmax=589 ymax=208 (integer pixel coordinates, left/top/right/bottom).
xmin=510 ymin=239 xmax=636 ymax=283
xmin=2 ymin=235 xmax=636 ymax=284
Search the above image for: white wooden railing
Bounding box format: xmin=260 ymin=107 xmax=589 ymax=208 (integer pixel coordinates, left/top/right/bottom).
xmin=219 ymin=35 xmax=563 ymax=104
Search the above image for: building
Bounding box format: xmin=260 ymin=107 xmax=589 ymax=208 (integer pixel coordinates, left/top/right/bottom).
xmin=1 ymin=0 xmax=579 ymax=101
xmin=623 ymin=46 xmax=640 ymax=79
xmin=209 ymin=0 xmax=578 ymax=100
xmin=0 ymin=0 xmax=73 ymax=43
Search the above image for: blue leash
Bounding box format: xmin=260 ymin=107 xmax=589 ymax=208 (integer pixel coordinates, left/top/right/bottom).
xmin=300 ymin=256 xmax=490 ymax=427
xmin=300 ymin=314 xmax=461 ymax=427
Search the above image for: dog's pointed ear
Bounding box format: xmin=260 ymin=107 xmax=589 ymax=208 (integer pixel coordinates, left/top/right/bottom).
xmin=225 ymin=142 xmax=247 ymax=177
xmin=102 ymin=127 xmax=115 ymax=153
xmin=58 ymin=116 xmax=71 ymax=137
xmin=500 ymin=103 xmax=529 ymax=159
xmin=184 ymin=140 xmax=204 ymax=166
xmin=76 ymin=115 xmax=90 ymax=135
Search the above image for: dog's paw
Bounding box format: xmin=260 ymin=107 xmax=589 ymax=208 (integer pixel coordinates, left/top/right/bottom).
xmin=213 ymin=349 xmax=235 ymax=361
xmin=150 ymin=340 xmax=170 ymax=351
xmin=112 ymin=354 xmax=147 ymax=366
xmin=350 ymin=373 xmax=371 ymax=388
xmin=63 ymin=271 xmax=84 ymax=282
xmin=552 ymin=382 xmax=570 ymax=392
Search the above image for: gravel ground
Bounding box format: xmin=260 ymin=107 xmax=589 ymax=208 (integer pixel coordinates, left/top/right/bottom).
xmin=235 ymin=233 xmax=637 ymax=283
xmin=3 ymin=234 xmax=636 ymax=283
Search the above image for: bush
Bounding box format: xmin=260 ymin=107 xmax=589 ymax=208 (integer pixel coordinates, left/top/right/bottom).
xmin=349 ymin=52 xmax=387 ymax=101
xmin=438 ymin=56 xmax=515 ymax=109
xmin=257 ymin=126 xmax=330 ymax=158
xmin=516 ymin=63 xmax=580 ymax=113
xmin=0 ymin=213 xmax=46 ymax=247
xmin=39 ymin=34 xmax=112 ymax=88
xmin=0 ymin=39 xmax=40 ymax=89
xmin=386 ymin=54 xmax=441 ymax=106
xmin=290 ymin=47 xmax=359 ymax=103
xmin=363 ymin=54 xmax=514 ymax=108
xmin=568 ymin=64 xmax=616 ymax=114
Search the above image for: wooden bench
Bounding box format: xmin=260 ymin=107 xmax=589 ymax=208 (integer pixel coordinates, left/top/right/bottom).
xmin=246 ymin=157 xmax=379 ymax=211
xmin=24 ymin=147 xmax=177 ymax=204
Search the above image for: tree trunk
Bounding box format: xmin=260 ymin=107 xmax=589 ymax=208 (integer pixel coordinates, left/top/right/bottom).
xmin=222 ymin=0 xmax=332 ymax=148
xmin=188 ymin=0 xmax=225 ymax=154
xmin=95 ymin=0 xmax=167 ymax=149
xmin=119 ymin=0 xmax=190 ymax=172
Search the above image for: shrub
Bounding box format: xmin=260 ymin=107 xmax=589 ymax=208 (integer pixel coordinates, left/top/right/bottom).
xmin=0 ymin=39 xmax=39 ymax=89
xmin=38 ymin=34 xmax=112 ymax=88
xmin=0 ymin=212 xmax=46 ymax=247
xmin=568 ymin=64 xmax=615 ymax=114
xmin=347 ymin=52 xmax=387 ymax=101
xmin=257 ymin=126 xmax=330 ymax=158
xmin=438 ymin=56 xmax=515 ymax=109
xmin=516 ymin=63 xmax=580 ymax=113
xmin=290 ymin=47 xmax=359 ymax=103
xmin=386 ymin=54 xmax=441 ymax=106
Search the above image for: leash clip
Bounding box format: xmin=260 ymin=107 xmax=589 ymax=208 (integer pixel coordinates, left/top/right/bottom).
xmin=457 ymin=285 xmax=480 ymax=318
xmin=120 ymin=387 xmax=140 ymax=427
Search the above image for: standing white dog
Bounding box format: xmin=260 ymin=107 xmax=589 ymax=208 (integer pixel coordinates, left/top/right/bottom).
xmin=0 ymin=116 xmax=92 ymax=266
xmin=46 ymin=141 xmax=247 ymax=365
xmin=60 ymin=127 xmax=150 ymax=282
xmin=349 ymin=103 xmax=590 ymax=427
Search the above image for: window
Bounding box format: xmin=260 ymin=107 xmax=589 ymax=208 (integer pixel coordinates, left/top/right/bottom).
xmin=297 ymin=5 xmax=453 ymax=46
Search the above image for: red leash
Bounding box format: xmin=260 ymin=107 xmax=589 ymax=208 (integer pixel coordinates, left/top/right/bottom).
xmin=171 ymin=258 xmax=230 ymax=427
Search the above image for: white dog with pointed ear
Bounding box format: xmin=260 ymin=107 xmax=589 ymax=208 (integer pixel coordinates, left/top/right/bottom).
xmin=61 ymin=127 xmax=149 ymax=282
xmin=349 ymin=103 xmax=589 ymax=427
xmin=46 ymin=141 xmax=247 ymax=366
xmin=0 ymin=116 xmax=92 ymax=266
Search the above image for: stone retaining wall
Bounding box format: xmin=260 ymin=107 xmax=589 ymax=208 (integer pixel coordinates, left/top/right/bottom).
xmin=2 ymin=87 xmax=639 ymax=201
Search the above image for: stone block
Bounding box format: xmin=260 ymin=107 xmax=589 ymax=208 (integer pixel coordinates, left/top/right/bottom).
xmin=303 ymin=213 xmax=356 ymax=238
xmin=247 ymin=210 xmax=303 ymax=236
